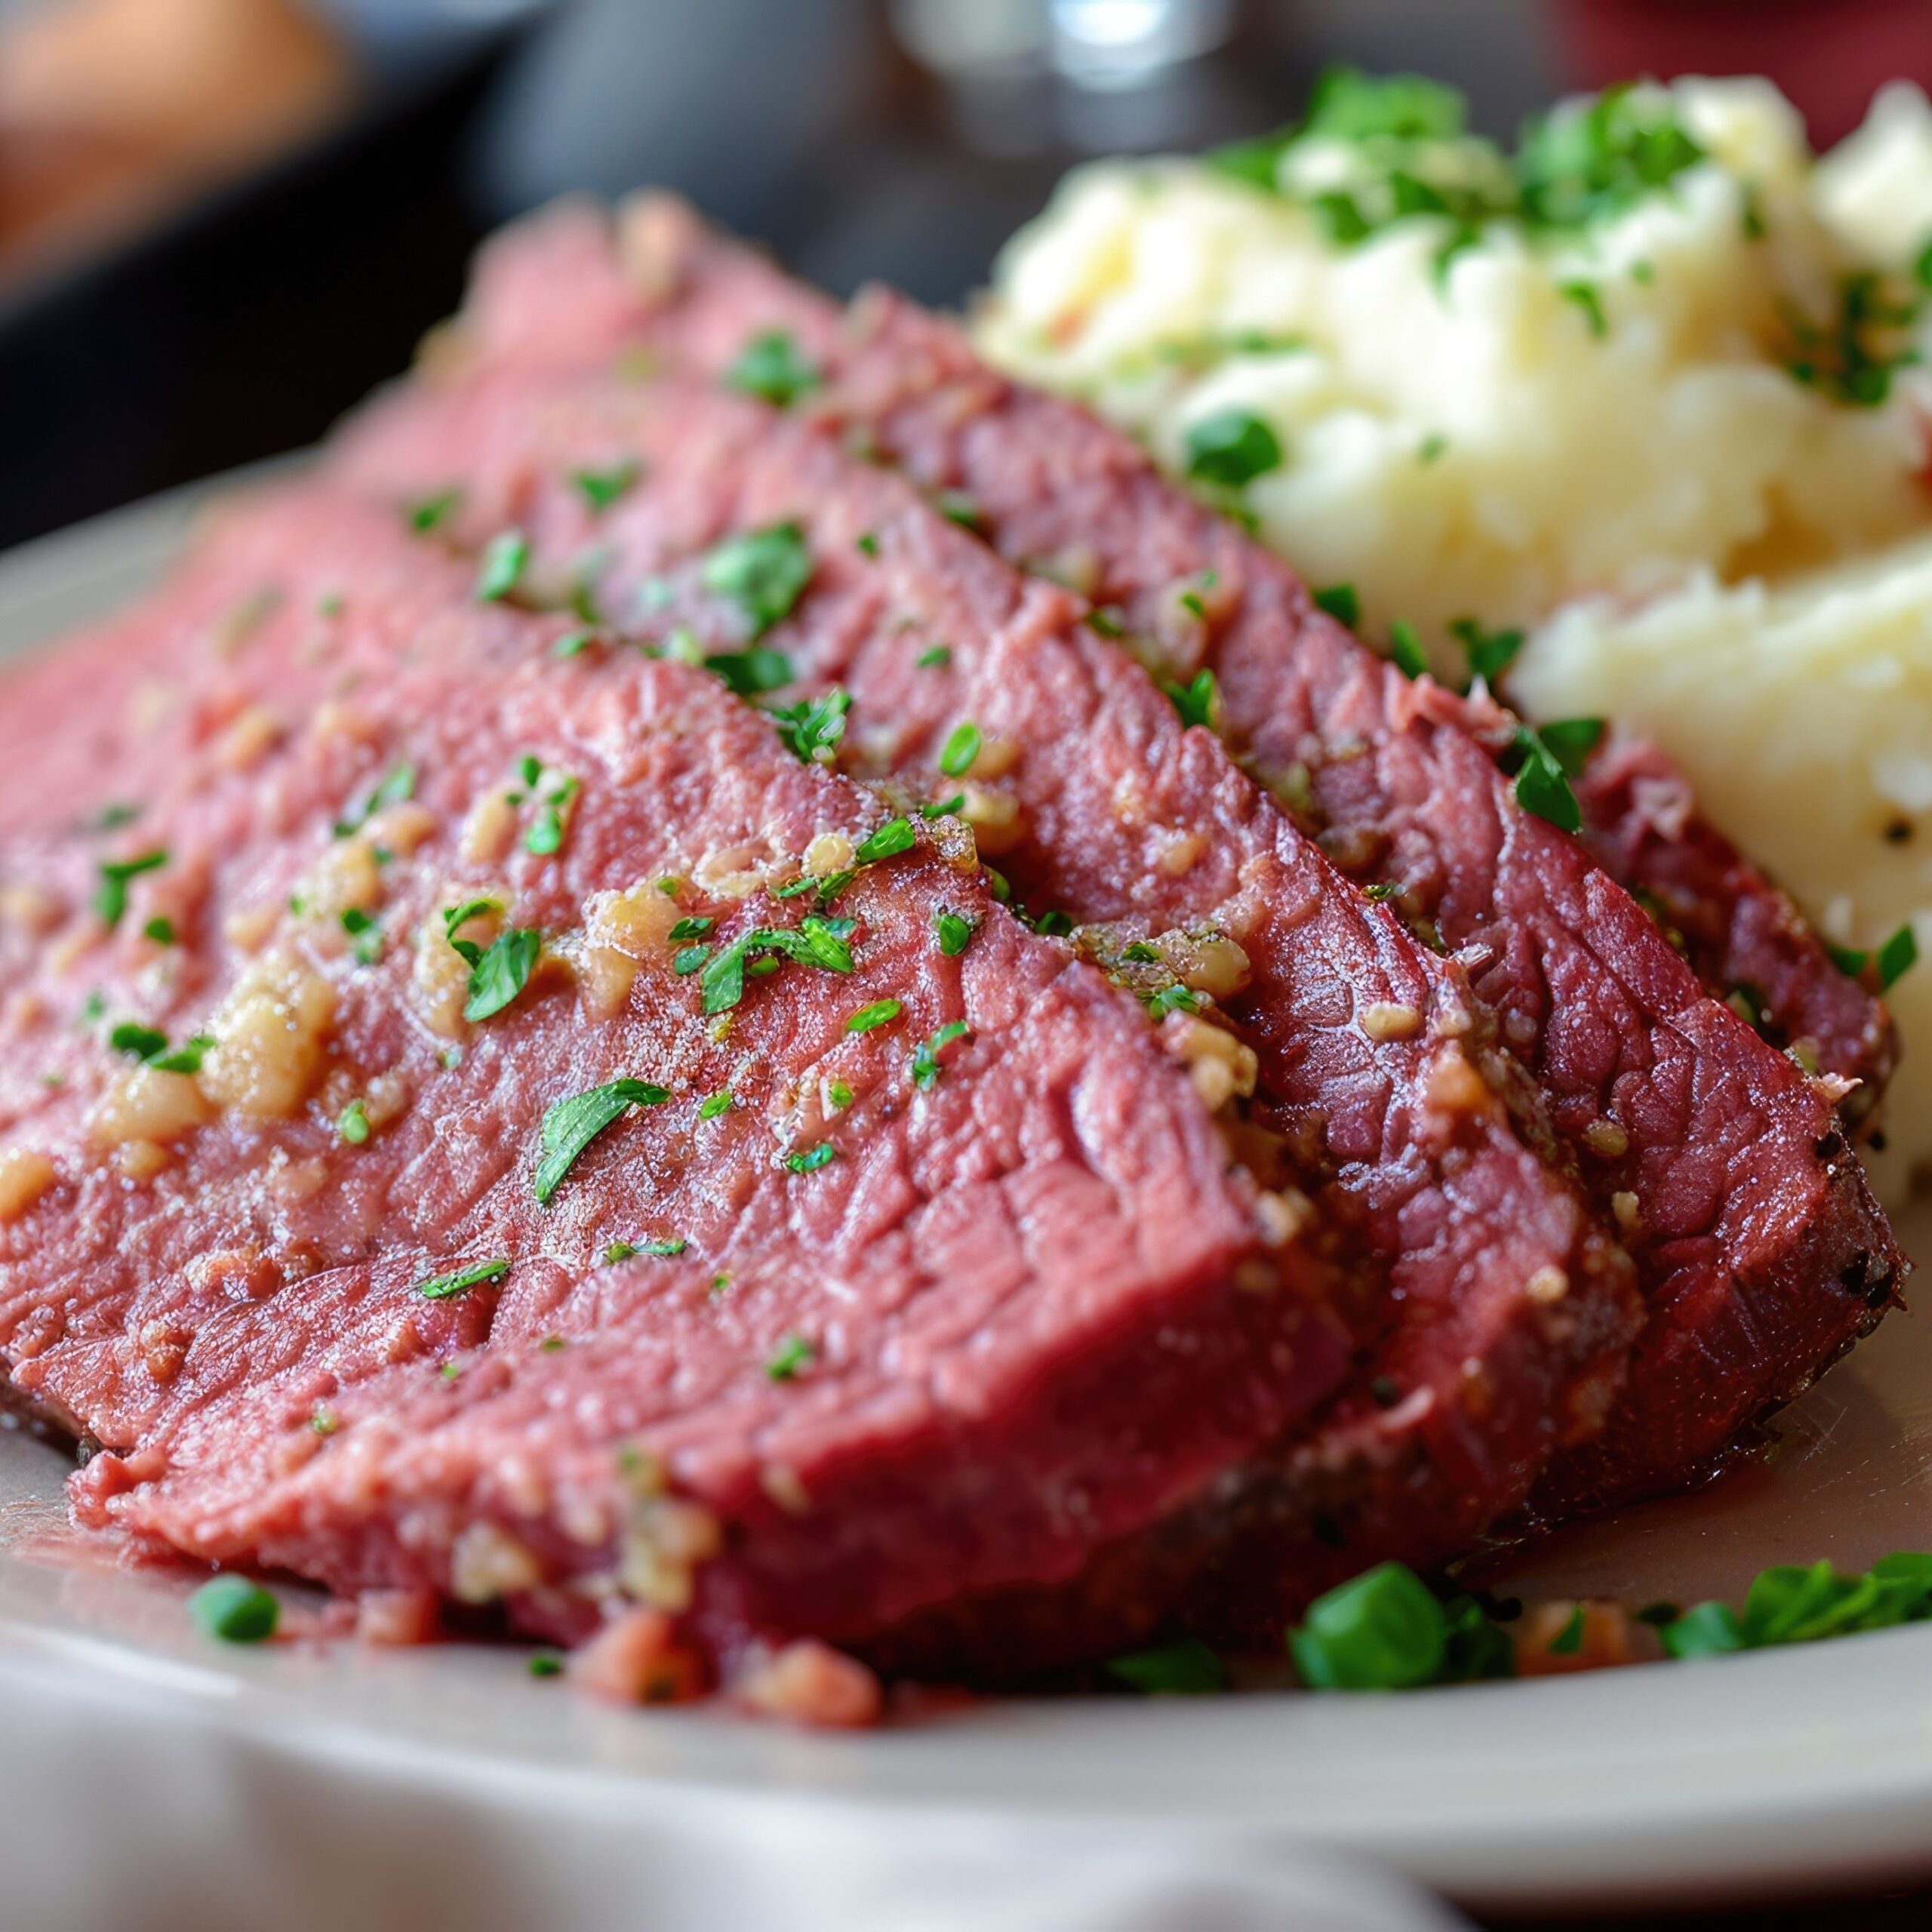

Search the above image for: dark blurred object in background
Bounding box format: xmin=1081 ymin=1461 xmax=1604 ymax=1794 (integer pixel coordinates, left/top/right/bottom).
xmin=1555 ymin=0 xmax=1932 ymax=147
xmin=2 ymin=0 xmax=1928 ymax=550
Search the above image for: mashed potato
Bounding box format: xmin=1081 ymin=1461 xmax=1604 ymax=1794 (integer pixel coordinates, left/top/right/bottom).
xmin=1515 ymin=546 xmax=1932 ymax=1196
xmin=978 ymin=72 xmax=1932 ymax=1194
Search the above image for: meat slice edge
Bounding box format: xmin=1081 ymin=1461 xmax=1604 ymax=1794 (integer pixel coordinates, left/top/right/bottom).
xmin=414 ymin=196 xmax=1904 ymax=1518
xmin=0 ymin=490 xmax=1346 ymax=1675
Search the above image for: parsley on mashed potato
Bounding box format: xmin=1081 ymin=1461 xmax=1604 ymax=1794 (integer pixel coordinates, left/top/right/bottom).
xmin=978 ymin=71 xmax=1932 ymax=1198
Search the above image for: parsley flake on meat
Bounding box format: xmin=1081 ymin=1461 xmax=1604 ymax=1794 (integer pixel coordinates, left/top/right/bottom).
xmin=475 ymin=530 xmax=531 ymax=603
xmin=407 ymin=488 xmax=463 ymax=535
xmin=854 ymin=816 xmax=915 ymax=865
xmin=939 ymin=722 xmax=981 ymax=778
xmin=847 ymin=998 xmax=902 ymax=1034
xmin=1386 ymin=620 xmax=1429 ymax=679
xmin=771 ymin=687 xmax=851 ymax=762
xmin=726 ymin=329 xmax=822 ymax=406
xmin=765 ymin=1332 xmax=815 ymax=1380
xmin=571 ymin=460 xmax=641 ymax=513
xmin=786 ymin=1143 xmax=837 ymax=1174
xmin=935 ymin=909 xmax=975 ymax=957
xmin=911 ymin=1020 xmax=971 ymax=1089
xmin=702 ymin=522 xmax=814 ymax=635
xmin=1312 ymin=583 xmax=1360 ymax=628
xmin=1183 ymin=408 xmax=1284 ymax=488
xmin=334 ymin=764 xmax=415 ymax=839
xmin=533 ymin=1078 xmax=671 ymax=1204
xmin=462 ymin=928 xmax=542 ymax=1023
xmin=415 ymin=1257 xmax=512 ymax=1300
xmin=94 ymin=849 xmax=168 ymax=927
xmin=699 ymin=915 xmax=855 ymax=1015
xmin=1448 ymin=617 xmax=1524 ymax=688
xmin=1163 ymin=669 xmax=1220 ymax=730
xmin=1505 ymin=717 xmax=1604 ymax=833
xmin=704 ymin=647 xmax=795 ymax=695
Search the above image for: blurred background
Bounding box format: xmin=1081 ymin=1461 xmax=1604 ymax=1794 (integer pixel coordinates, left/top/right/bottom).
xmin=0 ymin=0 xmax=1926 ymax=549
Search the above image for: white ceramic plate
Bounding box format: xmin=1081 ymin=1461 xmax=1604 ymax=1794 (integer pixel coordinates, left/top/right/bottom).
xmin=3 ymin=481 xmax=1931 ymax=1919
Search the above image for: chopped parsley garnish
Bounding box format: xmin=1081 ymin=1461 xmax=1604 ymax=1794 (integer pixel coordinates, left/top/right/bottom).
xmin=1663 ymin=1553 xmax=1932 ymax=1660
xmin=1211 ymin=70 xmax=1706 ymax=272
xmin=826 ymin=1079 xmax=854 ymax=1110
xmin=854 ymin=817 xmax=915 ymax=865
xmin=920 ymin=793 xmax=964 ymax=820
xmin=83 ymin=801 xmax=142 ymax=834
xmin=936 ymin=909 xmax=974 ymax=957
xmin=337 ymin=1099 xmax=370 ymax=1145
xmin=533 ymin=1079 xmax=670 ymax=1204
xmin=938 ymin=722 xmax=981 ymax=778
xmin=765 ymin=1332 xmax=815 ymax=1380
xmin=1417 ymin=432 xmax=1449 ymax=464
xmin=702 ymin=522 xmax=814 ymax=635
xmin=847 ymin=998 xmax=902 ymax=1033
xmin=1183 ymin=408 xmax=1283 ymax=488
xmin=698 ymin=1088 xmax=734 ymax=1119
xmin=108 ymin=1021 xmax=167 ymax=1060
xmin=94 ymin=849 xmax=168 ymax=927
xmin=699 ymin=916 xmax=856 ymax=1015
xmin=726 ymin=330 xmax=821 ymax=406
xmin=334 ymin=764 xmax=415 ymax=839
xmin=1163 ymin=669 xmax=1219 ymax=730
xmin=340 ymin=906 xmax=384 ymax=967
xmin=915 ymin=644 xmax=952 ymax=669
xmin=1829 ymin=923 xmax=1918 ymax=992
xmin=1448 ymin=616 xmax=1524 ymax=688
xmin=147 ymin=1034 xmax=214 ymax=1076
xmin=415 ymin=1257 xmax=512 ymax=1300
xmin=106 ymin=1020 xmax=214 ymax=1078
xmin=1086 ymin=608 xmax=1124 ymax=638
xmin=1505 ymin=717 xmax=1604 ymax=834
xmin=1289 ymin=1561 xmax=1449 ymax=1690
xmin=475 ymin=530 xmax=531 ymax=603
xmin=672 ymin=944 xmax=710 ymax=975
xmin=1386 ymin=620 xmax=1429 ymax=680
xmin=911 ymin=1019 xmax=971 ymax=1089
xmin=408 ymin=488 xmax=463 ymax=535
xmin=442 ymin=900 xmax=502 ymax=956
xmin=571 ymin=460 xmax=641 ymax=513
xmin=1515 ymin=81 xmax=1705 ymax=229
xmin=771 ymin=687 xmax=851 ymax=762
xmin=1312 ymin=583 xmax=1360 ymax=628
xmin=189 ymin=1576 xmax=279 ymax=1644
xmin=855 ymin=531 xmax=880 ymax=558
xmin=668 ymin=916 xmax=714 ymax=943
xmin=463 ymin=928 xmax=542 ymax=1023
xmin=603 ymin=1241 xmax=638 ymax=1265
xmin=1106 ymin=1639 xmax=1227 ymax=1696
xmin=704 ymin=647 xmax=795 ymax=695
xmin=529 ymin=1652 xmax=565 ymax=1678
xmin=1783 ymin=269 xmax=1924 ymax=408
xmin=552 ymin=626 xmax=596 ymax=659
xmin=143 ymin=916 xmax=175 ymax=946
xmin=1033 ymin=909 xmax=1073 ymax=937
xmin=1559 ymin=279 xmax=1607 ymax=337
xmin=1145 ymin=983 xmax=1201 ymax=1017
xmin=786 ymin=1143 xmax=837 ymax=1174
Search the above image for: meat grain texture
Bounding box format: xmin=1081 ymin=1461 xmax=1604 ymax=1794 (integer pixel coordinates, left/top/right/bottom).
xmin=0 ymin=195 xmax=1907 ymax=1700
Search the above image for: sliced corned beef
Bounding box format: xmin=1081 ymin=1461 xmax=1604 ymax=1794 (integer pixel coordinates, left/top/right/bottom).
xmin=0 ymin=491 xmax=1347 ymax=1675
xmin=405 ymin=198 xmax=1903 ymax=1518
